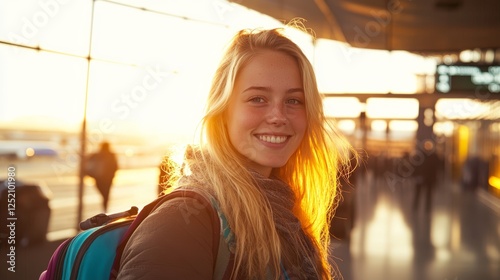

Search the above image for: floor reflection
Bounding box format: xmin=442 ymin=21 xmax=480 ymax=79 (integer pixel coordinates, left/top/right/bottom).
xmin=331 ymin=173 xmax=500 ymax=280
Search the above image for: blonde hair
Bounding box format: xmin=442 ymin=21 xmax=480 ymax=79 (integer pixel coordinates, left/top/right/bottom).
xmin=176 ymin=28 xmax=354 ymax=279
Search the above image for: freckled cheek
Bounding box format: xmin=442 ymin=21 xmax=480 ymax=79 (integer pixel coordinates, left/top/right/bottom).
xmin=287 ymin=112 xmax=308 ymax=130
xmin=227 ymin=112 xmax=256 ymax=145
xmin=236 ymin=108 xmax=263 ymax=129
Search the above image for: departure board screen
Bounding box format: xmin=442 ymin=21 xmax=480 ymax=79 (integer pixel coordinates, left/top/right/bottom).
xmin=435 ymin=64 xmax=500 ymax=94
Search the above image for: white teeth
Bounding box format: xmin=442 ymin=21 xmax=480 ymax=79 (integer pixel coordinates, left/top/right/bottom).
xmin=259 ymin=135 xmax=287 ymax=144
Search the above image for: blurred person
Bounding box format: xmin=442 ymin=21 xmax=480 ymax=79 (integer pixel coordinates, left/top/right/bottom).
xmin=413 ymin=141 xmax=440 ymax=213
xmin=86 ymin=141 xmax=118 ymax=212
xmin=116 ymin=27 xmax=355 ymax=279
xmin=411 ymin=141 xmax=441 ymax=261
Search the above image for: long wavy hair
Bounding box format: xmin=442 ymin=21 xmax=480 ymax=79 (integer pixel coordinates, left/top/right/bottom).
xmin=174 ymin=27 xmax=355 ymax=279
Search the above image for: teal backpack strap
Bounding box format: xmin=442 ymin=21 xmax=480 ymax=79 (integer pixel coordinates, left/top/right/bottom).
xmin=209 ymin=196 xmax=235 ymax=280
xmin=199 ymin=190 xmax=290 ymax=280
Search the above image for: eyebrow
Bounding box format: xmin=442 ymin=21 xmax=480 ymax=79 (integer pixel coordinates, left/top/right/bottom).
xmin=242 ymin=86 xmax=304 ymax=94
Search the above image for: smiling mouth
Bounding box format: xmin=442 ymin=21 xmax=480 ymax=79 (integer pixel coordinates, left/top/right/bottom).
xmin=258 ymin=135 xmax=288 ymax=144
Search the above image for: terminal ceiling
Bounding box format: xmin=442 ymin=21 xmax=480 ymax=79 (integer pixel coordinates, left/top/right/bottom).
xmin=237 ymin=0 xmax=500 ymax=56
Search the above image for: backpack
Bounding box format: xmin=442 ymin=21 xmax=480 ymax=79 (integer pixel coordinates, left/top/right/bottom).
xmin=39 ymin=189 xmax=234 ymax=280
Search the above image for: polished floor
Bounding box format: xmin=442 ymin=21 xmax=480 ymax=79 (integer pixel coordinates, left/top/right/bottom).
xmin=1 ymin=166 xmax=498 ymax=280
xmin=330 ymin=172 xmax=500 ymax=280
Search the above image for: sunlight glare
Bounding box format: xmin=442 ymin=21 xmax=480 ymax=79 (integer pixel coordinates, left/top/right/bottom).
xmin=389 ymin=120 xmax=418 ymax=132
xmin=0 ymin=0 xmax=438 ymax=142
xmin=371 ymin=120 xmax=387 ymax=132
xmin=323 ymin=97 xmax=361 ymax=118
xmin=336 ymin=120 xmax=356 ymax=134
xmin=0 ymin=0 xmax=92 ymax=56
xmin=435 ymin=98 xmax=493 ymax=120
xmin=366 ymin=98 xmax=419 ymax=119
xmin=0 ymin=45 xmax=87 ymax=130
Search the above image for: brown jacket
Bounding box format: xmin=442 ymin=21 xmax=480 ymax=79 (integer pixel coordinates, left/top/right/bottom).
xmin=116 ymin=195 xmax=232 ymax=279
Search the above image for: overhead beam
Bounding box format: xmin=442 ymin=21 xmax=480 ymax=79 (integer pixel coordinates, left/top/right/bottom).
xmin=313 ymin=0 xmax=347 ymax=42
xmin=322 ymin=92 xmax=500 ymax=105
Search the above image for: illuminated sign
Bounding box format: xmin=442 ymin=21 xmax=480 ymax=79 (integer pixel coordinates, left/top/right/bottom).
xmin=435 ymin=64 xmax=500 ymax=93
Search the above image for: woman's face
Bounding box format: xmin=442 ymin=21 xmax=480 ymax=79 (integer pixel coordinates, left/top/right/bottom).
xmin=226 ymin=50 xmax=307 ymax=177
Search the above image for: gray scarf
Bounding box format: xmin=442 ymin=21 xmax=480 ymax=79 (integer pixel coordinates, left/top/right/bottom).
xmin=180 ymin=159 xmax=324 ymax=279
xmin=250 ymin=171 xmax=323 ymax=279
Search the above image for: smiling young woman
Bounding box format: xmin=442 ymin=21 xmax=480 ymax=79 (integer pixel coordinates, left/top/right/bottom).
xmin=117 ymin=27 xmax=356 ymax=280
xmin=225 ymin=49 xmax=308 ymax=177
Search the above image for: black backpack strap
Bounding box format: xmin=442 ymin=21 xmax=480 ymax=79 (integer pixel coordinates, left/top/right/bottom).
xmin=109 ymin=189 xmax=231 ymax=279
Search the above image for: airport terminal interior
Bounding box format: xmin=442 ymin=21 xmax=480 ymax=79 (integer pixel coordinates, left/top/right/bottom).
xmin=0 ymin=1 xmax=499 ymax=279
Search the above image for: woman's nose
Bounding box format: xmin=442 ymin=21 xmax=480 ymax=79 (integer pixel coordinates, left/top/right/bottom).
xmin=267 ymin=104 xmax=287 ymax=125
